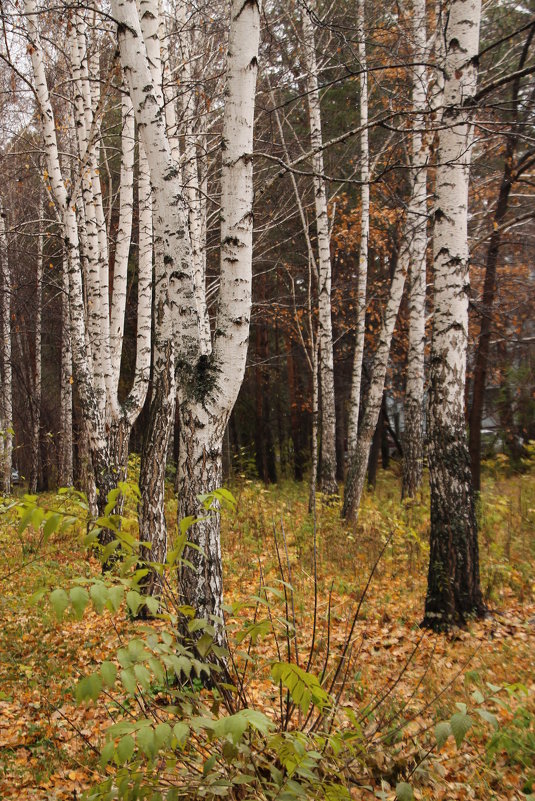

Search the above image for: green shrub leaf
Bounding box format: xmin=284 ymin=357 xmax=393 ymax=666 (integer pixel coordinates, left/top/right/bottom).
xmin=49 ymin=589 xmax=69 ymax=621
xmin=116 ymin=734 xmax=135 ymax=764
xmin=435 ymin=721 xmax=452 ymax=749
xmin=100 ymin=661 xmax=117 ymax=688
xmin=69 ymin=586 xmax=89 ymax=619
xmin=396 ymin=782 xmax=414 ymax=801
xmin=450 ymin=712 xmax=473 ymax=748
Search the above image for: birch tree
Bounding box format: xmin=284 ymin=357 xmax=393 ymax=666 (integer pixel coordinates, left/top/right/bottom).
xmin=343 ymin=0 xmax=431 ymax=519
xmin=301 ymin=2 xmax=338 ymax=496
xmin=401 ymin=0 xmax=430 ymax=499
xmin=29 ymin=193 xmax=43 ymax=494
xmin=423 ymin=0 xmax=486 ymax=630
xmin=0 ymin=197 xmax=12 ymax=495
xmin=59 ymin=255 xmax=73 ymax=488
xmin=112 ymin=0 xmax=261 ymax=630
xmin=346 ymin=0 xmax=369 ymax=458
xmin=23 ymin=0 xmax=151 ymax=516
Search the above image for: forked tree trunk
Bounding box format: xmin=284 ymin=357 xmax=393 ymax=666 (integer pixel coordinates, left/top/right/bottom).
xmin=423 ymin=0 xmax=486 ymax=630
xmin=176 ymin=0 xmax=261 ymax=639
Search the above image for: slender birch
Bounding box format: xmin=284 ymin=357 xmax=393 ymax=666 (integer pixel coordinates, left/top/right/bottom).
xmin=402 ymin=0 xmax=430 ymax=499
xmin=301 ymin=3 xmax=338 ymax=495
xmin=423 ymin=0 xmax=486 ymax=629
xmin=59 ymin=255 xmax=74 ymax=488
xmin=0 ymin=198 xmax=12 ymax=495
xmin=29 ymin=193 xmax=43 ymax=494
xmin=177 ymin=0 xmax=261 ymax=635
xmin=347 ymin=0 xmax=369 ymax=457
xmin=343 ymin=246 xmax=408 ymax=519
xmin=25 ymin=1 xmax=151 ymax=518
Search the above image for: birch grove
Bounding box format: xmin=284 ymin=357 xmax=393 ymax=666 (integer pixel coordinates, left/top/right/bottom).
xmin=343 ymin=0 xmax=432 ymax=520
xmin=112 ymin=0 xmax=261 ymax=627
xmin=0 ymin=0 xmax=532 ymax=642
xmin=23 ymin=0 xmax=152 ymax=518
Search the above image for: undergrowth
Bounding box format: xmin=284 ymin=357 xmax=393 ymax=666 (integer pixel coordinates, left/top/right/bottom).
xmin=0 ymin=457 xmax=533 ymax=800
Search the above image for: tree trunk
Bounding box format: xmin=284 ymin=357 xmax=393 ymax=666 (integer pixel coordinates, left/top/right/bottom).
xmin=467 ymin=23 xmax=534 ymax=491
xmin=138 ymin=347 xmax=176 ymax=597
xmin=0 ymin=198 xmax=12 ymax=495
xmin=177 ymin=405 xmax=225 ymax=644
xmin=402 ymin=0 xmax=429 ymax=499
xmin=347 ymin=0 xmax=369 ymax=457
xmin=343 ymin=247 xmax=406 ymax=519
xmin=302 ymin=3 xmax=338 ymax=496
xmin=286 ymin=339 xmax=305 ymax=481
xmin=423 ymin=0 xmax=486 ymax=630
xmin=59 ymin=256 xmax=74 ymax=487
xmin=29 ymin=194 xmax=43 ymax=494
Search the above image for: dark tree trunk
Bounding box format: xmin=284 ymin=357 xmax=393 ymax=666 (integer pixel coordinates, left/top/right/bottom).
xmin=468 ymin=166 xmax=513 ymax=492
xmin=177 ymin=404 xmax=225 ymax=647
xmin=468 ymin=24 xmax=534 ymax=492
xmin=367 ymin=410 xmax=381 ymax=490
xmin=286 ymin=339 xmax=304 ymax=481
xmin=423 ymin=413 xmax=486 ymax=629
xmin=138 ymin=347 xmax=176 ymax=598
xmin=254 ymin=320 xmax=276 ymax=483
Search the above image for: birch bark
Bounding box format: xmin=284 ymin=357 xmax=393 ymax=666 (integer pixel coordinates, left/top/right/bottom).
xmin=402 ymin=0 xmax=430 ymax=499
xmin=177 ymin=0 xmax=261 ymax=638
xmin=25 ymin=0 xmax=151 ymax=520
xmin=0 ymin=198 xmax=12 ymax=495
xmin=59 ymin=255 xmax=74 ymax=488
xmin=29 ymin=193 xmax=43 ymax=494
xmin=347 ymin=0 xmax=369 ymax=458
xmin=423 ymin=0 xmax=486 ymax=629
xmin=112 ymin=0 xmax=200 ymax=587
xmin=342 ymin=246 xmax=408 ymax=520
xmin=301 ymin=3 xmax=338 ymax=495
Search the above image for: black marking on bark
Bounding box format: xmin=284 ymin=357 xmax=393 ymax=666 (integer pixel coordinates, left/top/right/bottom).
xmin=222 ymin=235 xmax=241 ymax=248
xmin=163 ymin=165 xmax=179 ymax=181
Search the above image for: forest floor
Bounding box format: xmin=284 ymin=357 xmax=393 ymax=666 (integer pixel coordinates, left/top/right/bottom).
xmin=0 ymin=461 xmax=534 ymax=801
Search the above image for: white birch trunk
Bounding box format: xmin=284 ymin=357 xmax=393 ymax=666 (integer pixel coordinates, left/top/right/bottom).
xmin=25 ymin=0 xmax=117 ymax=513
xmin=402 ymin=0 xmax=429 ymax=498
xmin=109 ymin=90 xmax=135 ymax=399
xmin=112 ymin=0 xmax=200 ymax=585
xmin=0 ymin=198 xmax=12 ymax=495
xmin=177 ymin=0 xmax=261 ymax=637
xmin=342 ymin=246 xmax=408 ymax=520
xmin=59 ymin=255 xmax=74 ymax=487
xmin=423 ymin=0 xmax=485 ymax=628
xmin=29 ymin=193 xmax=43 ymax=494
xmin=302 ymin=3 xmax=338 ymax=495
xmin=177 ymin=1 xmax=211 ymax=353
xmin=347 ymin=0 xmax=369 ymax=457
